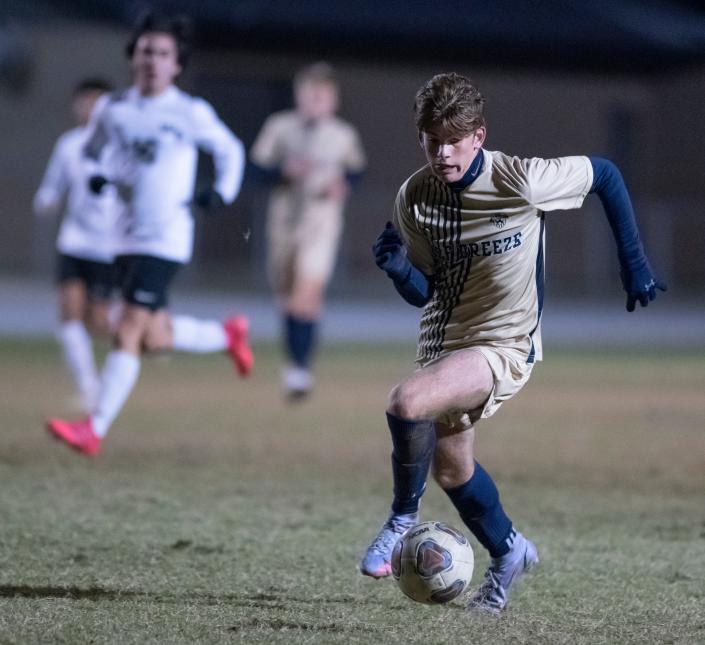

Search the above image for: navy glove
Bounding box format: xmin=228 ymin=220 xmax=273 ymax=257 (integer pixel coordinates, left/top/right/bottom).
xmin=193 ymin=188 xmax=225 ymax=211
xmin=373 ymin=221 xmax=412 ymax=282
xmin=372 ymin=221 xmax=434 ymax=307
xmin=88 ymin=174 xmax=109 ymax=195
xmin=620 ymin=260 xmax=667 ymax=312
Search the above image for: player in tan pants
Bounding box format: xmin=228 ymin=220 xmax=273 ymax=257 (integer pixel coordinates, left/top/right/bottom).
xmin=251 ymin=62 xmax=366 ymax=399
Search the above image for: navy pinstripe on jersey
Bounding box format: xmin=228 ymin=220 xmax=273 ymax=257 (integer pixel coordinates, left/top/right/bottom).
xmin=413 ymin=176 xmax=473 ymax=360
xmin=527 ymin=214 xmax=545 ymax=364
xmin=393 ymin=149 xmax=593 ymax=365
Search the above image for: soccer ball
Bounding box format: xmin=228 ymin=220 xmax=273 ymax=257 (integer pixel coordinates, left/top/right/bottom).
xmin=391 ymin=521 xmax=474 ymax=604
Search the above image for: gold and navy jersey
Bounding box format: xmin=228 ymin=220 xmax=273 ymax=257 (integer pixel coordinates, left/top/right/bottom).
xmin=393 ymin=149 xmax=593 ymax=365
xmin=250 ymin=109 xmax=366 ymax=201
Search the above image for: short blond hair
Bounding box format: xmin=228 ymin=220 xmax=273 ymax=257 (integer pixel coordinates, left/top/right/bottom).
xmin=294 ymin=62 xmax=339 ymax=90
xmin=414 ymin=73 xmax=485 ymax=136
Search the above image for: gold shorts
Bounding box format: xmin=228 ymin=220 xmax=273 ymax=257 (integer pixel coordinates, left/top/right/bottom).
xmin=266 ymin=195 xmax=344 ymax=293
xmin=428 ymin=345 xmax=534 ymax=431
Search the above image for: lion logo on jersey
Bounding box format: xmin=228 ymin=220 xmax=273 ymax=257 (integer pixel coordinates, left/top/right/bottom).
xmin=489 ymin=214 xmax=508 ymax=229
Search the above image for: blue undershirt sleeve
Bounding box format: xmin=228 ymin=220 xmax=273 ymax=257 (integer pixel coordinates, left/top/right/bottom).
xmin=392 ymin=263 xmax=435 ymax=308
xmin=588 ymin=156 xmax=645 ymax=272
xmin=373 ymin=221 xmax=435 ymax=307
xmin=589 ymin=156 xmax=666 ymax=310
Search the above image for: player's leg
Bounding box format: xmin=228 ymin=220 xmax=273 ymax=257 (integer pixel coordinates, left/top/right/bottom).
xmin=169 ymin=312 xmax=253 ymax=376
xmin=267 ymin=224 xmax=311 ymax=398
xmin=89 ymin=303 xmax=148 ymax=437
xmin=360 ymin=411 xmax=436 ymax=577
xmin=387 ymin=348 xmax=495 ymax=421
xmin=46 ymin=302 xmax=147 ymax=455
xmin=282 ymin=276 xmax=325 ymax=398
xmin=141 ymin=309 xmax=173 ymax=353
xmin=55 ymin=255 xmax=99 ymax=411
xmin=435 ymin=425 xmax=515 ymax=554
xmin=280 ymin=209 xmax=341 ymax=399
xmin=431 ymin=405 xmax=538 ymax=610
xmin=83 ymin=258 xmax=119 ymax=338
xmin=47 ymin=255 xmax=167 ymax=454
xmin=403 ymin=347 xmax=538 ymax=613
xmin=361 ymin=349 xmax=493 ymax=577
xmin=90 ymin=255 xmax=183 ymax=438
xmin=85 ymin=300 xmax=112 ymax=337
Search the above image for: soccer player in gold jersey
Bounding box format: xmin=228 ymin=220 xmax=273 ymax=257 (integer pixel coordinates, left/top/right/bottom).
xmin=250 ymin=63 xmax=366 ymax=399
xmin=360 ymin=72 xmax=665 ymax=614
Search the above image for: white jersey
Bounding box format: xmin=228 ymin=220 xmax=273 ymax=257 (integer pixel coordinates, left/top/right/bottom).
xmin=394 ymin=149 xmax=593 ymax=365
xmin=87 ymin=86 xmax=245 ymax=263
xmin=33 ymin=125 xmax=120 ymax=262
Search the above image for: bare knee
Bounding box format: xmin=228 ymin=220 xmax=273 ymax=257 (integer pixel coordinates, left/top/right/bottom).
xmin=286 ymin=281 xmax=325 ymax=320
xmin=387 ymin=382 xmax=431 ymax=421
xmin=115 ymin=322 xmax=144 ymax=354
xmin=114 ymin=306 xmax=152 ymax=354
xmin=142 ymin=333 xmax=169 ymax=354
xmin=85 ymin=303 xmax=111 ymax=337
xmin=59 ymin=280 xmax=87 ymax=322
xmin=141 ymin=325 xmax=171 ymax=354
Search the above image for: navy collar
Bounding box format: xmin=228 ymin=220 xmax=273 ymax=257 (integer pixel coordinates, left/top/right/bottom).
xmin=448 ymin=150 xmax=484 ymax=191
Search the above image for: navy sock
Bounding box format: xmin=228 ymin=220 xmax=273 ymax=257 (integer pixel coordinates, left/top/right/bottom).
xmin=443 ymin=461 xmax=513 ymax=558
xmin=285 ymin=314 xmax=316 ymax=368
xmin=387 ymin=413 xmax=436 ymax=515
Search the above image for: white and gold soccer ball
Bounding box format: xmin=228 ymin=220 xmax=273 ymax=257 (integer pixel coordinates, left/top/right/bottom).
xmin=391 ymin=521 xmax=474 ymax=604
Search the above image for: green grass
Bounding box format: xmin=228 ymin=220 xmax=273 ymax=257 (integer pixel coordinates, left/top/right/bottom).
xmin=0 ymin=339 xmax=704 ymax=644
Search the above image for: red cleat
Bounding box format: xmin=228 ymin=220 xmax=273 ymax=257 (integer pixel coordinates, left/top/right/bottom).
xmin=46 ymin=417 xmax=101 ymax=456
xmin=224 ymin=316 xmax=254 ymax=377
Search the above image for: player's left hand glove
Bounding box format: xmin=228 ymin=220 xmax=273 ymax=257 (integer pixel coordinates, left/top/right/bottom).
xmin=373 ymin=221 xmax=412 ymax=283
xmin=620 ymin=260 xmax=667 ymax=312
xmin=193 ymin=188 xmax=225 ymax=211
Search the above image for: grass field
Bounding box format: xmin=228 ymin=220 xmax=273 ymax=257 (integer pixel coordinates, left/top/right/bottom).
xmin=0 ymin=338 xmax=704 ymax=644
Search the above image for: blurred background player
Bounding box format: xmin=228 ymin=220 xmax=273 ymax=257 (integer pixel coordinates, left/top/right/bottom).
xmin=250 ymin=62 xmax=366 ymax=400
xmin=33 ymin=77 xmax=118 ymax=412
xmin=46 ymin=10 xmax=253 ymax=455
xmin=360 ymin=73 xmax=665 ymax=614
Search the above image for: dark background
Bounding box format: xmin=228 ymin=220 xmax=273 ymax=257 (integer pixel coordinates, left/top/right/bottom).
xmin=1 ymin=1 xmax=704 ymax=301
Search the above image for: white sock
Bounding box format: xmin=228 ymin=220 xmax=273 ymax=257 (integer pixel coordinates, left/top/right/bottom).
xmin=57 ymin=320 xmax=98 ymax=407
xmin=171 ymin=315 xmax=228 ymax=353
xmin=91 ymin=350 xmax=140 ymax=438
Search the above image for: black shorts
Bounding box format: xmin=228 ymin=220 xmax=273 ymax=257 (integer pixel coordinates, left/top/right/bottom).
xmin=56 ymin=253 xmax=118 ymax=302
xmin=116 ymin=254 xmax=181 ymax=311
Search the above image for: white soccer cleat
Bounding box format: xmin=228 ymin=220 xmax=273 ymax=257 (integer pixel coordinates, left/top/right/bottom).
xmin=281 ymin=364 xmax=313 ymax=401
xmin=466 ymin=530 xmax=539 ymax=615
xmin=360 ymin=512 xmax=419 ymax=578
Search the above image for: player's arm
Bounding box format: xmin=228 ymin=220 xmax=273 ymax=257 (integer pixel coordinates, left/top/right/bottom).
xmin=248 ymin=114 xmax=287 ymax=184
xmin=33 ymin=135 xmax=70 ymax=216
xmin=374 ymin=186 xmax=436 ymax=307
xmin=589 ymin=156 xmax=666 ymax=311
xmin=248 ymin=114 xmax=312 ymax=186
xmin=193 ymin=99 xmax=245 ymax=207
xmin=373 ymin=221 xmax=434 ymax=307
xmin=82 ymin=96 xmax=119 ymax=195
xmin=342 ymin=125 xmax=367 ymax=187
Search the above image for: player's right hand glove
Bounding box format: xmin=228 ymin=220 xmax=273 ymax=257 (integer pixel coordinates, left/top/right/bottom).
xmin=88 ymin=175 xmax=109 ymax=195
xmin=620 ymin=260 xmax=667 ymax=312
xmin=372 ymin=221 xmax=412 ymax=283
